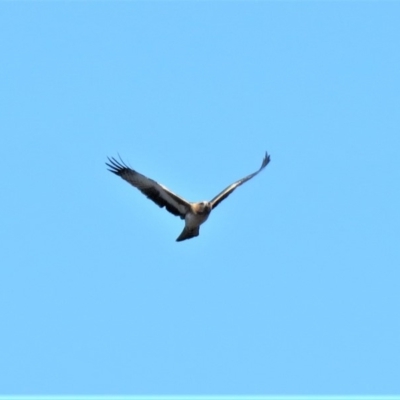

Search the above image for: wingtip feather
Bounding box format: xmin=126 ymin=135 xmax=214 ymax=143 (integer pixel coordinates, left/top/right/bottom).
xmin=261 ymin=151 xmax=271 ymax=169
xmin=106 ymin=155 xmax=130 ymax=175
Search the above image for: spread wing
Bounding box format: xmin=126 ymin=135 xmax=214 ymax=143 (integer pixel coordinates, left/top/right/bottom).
xmin=106 ymin=156 xmax=191 ymax=219
xmin=210 ymin=152 xmax=270 ymax=210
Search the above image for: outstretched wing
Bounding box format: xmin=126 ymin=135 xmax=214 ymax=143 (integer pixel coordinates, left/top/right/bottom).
xmin=210 ymin=152 xmax=270 ymax=210
xmin=106 ymin=156 xmax=191 ymax=219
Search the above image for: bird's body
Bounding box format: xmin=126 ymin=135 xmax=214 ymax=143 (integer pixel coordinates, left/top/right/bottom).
xmin=106 ymin=152 xmax=270 ymax=241
xmin=177 ymin=202 xmax=212 ymax=241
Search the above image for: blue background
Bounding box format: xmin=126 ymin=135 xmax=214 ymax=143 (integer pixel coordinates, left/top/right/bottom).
xmin=1 ymin=2 xmax=399 ymax=395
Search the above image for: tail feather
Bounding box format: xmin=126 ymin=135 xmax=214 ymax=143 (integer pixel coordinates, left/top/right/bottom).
xmin=176 ymin=226 xmax=200 ymax=242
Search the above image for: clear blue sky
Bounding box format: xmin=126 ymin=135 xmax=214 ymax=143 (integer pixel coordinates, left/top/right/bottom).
xmin=1 ymin=2 xmax=400 ymax=395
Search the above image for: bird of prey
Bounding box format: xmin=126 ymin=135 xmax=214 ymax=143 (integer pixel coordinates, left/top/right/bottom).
xmin=106 ymin=152 xmax=270 ymax=242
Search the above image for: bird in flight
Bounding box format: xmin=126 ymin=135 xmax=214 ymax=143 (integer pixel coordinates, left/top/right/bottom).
xmin=106 ymin=152 xmax=271 ymax=242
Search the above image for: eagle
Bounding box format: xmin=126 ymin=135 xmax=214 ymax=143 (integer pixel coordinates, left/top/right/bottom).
xmin=106 ymin=152 xmax=270 ymax=242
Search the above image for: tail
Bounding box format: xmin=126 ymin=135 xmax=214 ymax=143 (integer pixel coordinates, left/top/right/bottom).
xmin=176 ymin=226 xmax=200 ymax=242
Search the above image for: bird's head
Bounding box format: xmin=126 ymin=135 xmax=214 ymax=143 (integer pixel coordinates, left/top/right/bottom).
xmin=197 ymin=201 xmax=212 ymax=215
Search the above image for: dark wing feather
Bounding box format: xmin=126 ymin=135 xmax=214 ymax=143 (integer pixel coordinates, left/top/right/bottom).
xmin=210 ymin=152 xmax=270 ymax=209
xmin=106 ymin=156 xmax=190 ymax=219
